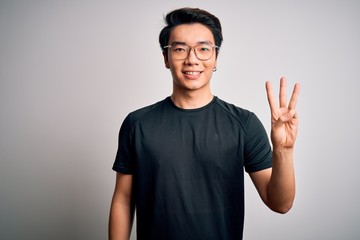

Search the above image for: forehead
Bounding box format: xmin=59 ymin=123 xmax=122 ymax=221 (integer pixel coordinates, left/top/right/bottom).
xmin=168 ymin=23 xmax=215 ymax=45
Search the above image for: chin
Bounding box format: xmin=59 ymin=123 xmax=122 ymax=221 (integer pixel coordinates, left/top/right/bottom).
xmin=173 ymin=77 xmax=210 ymax=91
xmin=182 ymin=83 xmax=209 ymax=91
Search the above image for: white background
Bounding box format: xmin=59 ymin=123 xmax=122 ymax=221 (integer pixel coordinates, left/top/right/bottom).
xmin=1 ymin=0 xmax=359 ymax=239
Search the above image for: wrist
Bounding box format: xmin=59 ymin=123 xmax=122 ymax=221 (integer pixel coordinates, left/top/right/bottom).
xmin=272 ymin=147 xmax=294 ymax=163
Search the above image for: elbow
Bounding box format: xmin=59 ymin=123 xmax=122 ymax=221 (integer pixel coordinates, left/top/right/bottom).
xmin=272 ymin=206 xmax=292 ymax=214
xmin=269 ymin=201 xmax=294 ymax=214
xmin=265 ymin=186 xmax=296 ymax=214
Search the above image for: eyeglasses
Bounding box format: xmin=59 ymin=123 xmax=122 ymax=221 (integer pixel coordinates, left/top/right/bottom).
xmin=163 ymin=42 xmax=219 ymax=60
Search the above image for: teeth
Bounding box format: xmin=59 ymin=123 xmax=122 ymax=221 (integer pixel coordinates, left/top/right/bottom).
xmin=184 ymin=71 xmax=200 ymax=75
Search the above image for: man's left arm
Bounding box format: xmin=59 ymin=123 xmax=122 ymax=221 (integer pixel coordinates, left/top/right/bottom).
xmin=250 ymin=77 xmax=300 ymax=214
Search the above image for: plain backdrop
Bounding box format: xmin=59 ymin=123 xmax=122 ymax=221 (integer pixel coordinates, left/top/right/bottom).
xmin=1 ymin=0 xmax=360 ymax=239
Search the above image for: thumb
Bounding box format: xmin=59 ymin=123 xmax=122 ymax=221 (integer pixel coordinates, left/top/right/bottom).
xmin=274 ymin=109 xmax=296 ymax=127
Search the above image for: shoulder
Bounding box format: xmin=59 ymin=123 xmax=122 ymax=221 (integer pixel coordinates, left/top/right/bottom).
xmin=125 ymin=97 xmax=170 ymax=124
xmin=213 ymin=97 xmax=266 ymax=134
xmin=214 ymin=97 xmax=257 ymax=125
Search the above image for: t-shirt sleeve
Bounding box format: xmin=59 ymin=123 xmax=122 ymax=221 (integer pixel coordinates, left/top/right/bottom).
xmin=244 ymin=113 xmax=272 ymax=173
xmin=112 ymin=114 xmax=136 ymax=174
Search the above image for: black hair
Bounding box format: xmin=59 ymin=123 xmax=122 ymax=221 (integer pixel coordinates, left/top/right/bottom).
xmin=159 ymin=7 xmax=223 ymax=58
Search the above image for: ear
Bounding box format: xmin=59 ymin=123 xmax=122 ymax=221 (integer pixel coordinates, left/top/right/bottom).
xmin=163 ymin=51 xmax=170 ymax=69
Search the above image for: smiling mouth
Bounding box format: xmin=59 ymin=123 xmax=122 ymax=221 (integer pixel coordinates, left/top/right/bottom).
xmin=183 ymin=71 xmax=202 ymax=75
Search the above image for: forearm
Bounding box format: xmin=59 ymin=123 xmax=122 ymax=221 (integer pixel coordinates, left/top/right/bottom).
xmin=267 ymin=148 xmax=296 ymax=213
xmin=109 ymin=200 xmax=134 ymax=240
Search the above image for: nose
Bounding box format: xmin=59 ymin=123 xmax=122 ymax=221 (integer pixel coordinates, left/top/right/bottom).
xmin=185 ymin=47 xmax=199 ymax=64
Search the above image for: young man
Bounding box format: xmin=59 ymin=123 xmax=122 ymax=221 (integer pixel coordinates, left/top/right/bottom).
xmin=109 ymin=7 xmax=300 ymax=240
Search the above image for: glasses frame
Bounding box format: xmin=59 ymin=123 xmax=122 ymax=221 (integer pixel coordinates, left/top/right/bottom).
xmin=163 ymin=43 xmax=219 ymax=61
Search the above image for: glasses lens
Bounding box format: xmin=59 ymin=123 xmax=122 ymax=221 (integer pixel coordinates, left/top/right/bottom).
xmin=169 ymin=44 xmax=189 ymax=60
xmin=195 ymin=44 xmax=214 ymax=60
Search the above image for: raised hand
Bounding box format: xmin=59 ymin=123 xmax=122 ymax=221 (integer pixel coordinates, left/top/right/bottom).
xmin=266 ymin=77 xmax=300 ymax=150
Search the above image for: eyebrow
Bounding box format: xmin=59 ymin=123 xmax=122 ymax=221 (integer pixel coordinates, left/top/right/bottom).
xmin=170 ymin=40 xmax=213 ymax=45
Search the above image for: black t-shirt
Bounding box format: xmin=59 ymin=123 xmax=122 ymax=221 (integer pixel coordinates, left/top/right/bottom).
xmin=113 ymin=96 xmax=272 ymax=240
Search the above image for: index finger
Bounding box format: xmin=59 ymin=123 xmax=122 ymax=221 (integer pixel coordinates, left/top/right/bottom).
xmin=288 ymin=83 xmax=300 ymax=110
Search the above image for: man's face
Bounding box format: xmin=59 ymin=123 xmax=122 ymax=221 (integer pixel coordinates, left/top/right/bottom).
xmin=164 ymin=23 xmax=218 ymax=92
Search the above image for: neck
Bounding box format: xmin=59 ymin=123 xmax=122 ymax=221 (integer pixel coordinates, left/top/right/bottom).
xmin=171 ymin=90 xmax=213 ymax=109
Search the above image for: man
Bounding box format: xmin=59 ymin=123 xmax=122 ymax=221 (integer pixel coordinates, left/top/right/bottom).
xmin=109 ymin=7 xmax=300 ymax=240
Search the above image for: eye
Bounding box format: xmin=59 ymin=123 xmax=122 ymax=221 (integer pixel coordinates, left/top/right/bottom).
xmin=172 ymin=45 xmax=186 ymax=52
xmin=198 ymin=45 xmax=211 ymax=52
